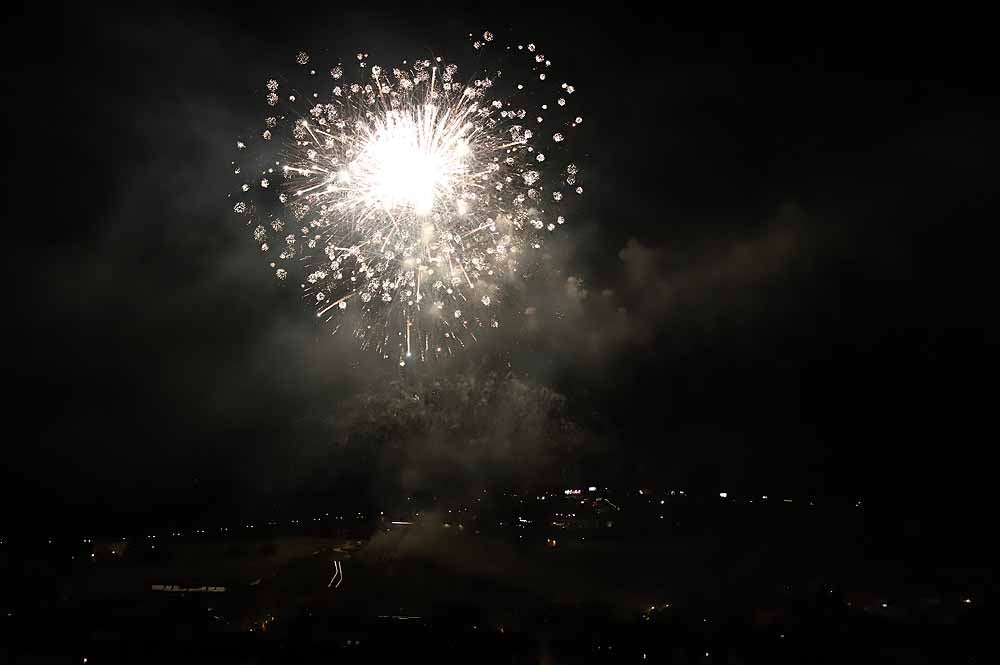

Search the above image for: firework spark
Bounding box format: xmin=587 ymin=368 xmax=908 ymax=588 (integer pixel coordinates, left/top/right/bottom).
xmin=231 ymin=33 xmax=584 ymax=364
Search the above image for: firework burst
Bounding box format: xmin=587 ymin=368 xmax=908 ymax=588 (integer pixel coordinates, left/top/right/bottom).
xmin=231 ymin=33 xmax=584 ymax=364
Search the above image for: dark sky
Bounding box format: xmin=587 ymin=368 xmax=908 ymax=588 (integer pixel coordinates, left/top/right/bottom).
xmin=5 ymin=7 xmax=996 ymax=532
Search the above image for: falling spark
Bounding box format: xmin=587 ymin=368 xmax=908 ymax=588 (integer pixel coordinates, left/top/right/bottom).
xmin=232 ymin=33 xmax=585 ymax=363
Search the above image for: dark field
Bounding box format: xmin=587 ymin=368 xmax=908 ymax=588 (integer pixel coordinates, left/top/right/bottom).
xmin=1 ymin=498 xmax=991 ymax=663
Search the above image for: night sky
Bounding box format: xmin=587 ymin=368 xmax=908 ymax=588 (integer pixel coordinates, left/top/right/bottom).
xmin=6 ymin=7 xmax=996 ymax=535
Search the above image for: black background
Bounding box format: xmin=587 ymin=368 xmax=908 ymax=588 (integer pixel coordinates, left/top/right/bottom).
xmin=4 ymin=6 xmax=996 ymax=545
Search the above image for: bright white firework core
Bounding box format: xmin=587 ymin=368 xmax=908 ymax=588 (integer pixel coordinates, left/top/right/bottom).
xmin=234 ymin=44 xmax=586 ymax=362
xmin=348 ymin=104 xmax=472 ymax=217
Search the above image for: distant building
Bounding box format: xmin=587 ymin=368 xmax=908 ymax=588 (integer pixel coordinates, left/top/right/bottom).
xmin=151 ymin=584 xmax=226 ymax=593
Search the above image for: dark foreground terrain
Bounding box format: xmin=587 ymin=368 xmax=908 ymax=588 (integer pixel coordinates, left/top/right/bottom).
xmin=1 ymin=496 xmax=991 ymax=663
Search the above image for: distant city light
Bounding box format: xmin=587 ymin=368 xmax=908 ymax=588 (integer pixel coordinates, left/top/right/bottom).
xmin=588 ymin=486 xmax=597 ymax=492
xmin=719 ymin=492 xmax=728 ymax=498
